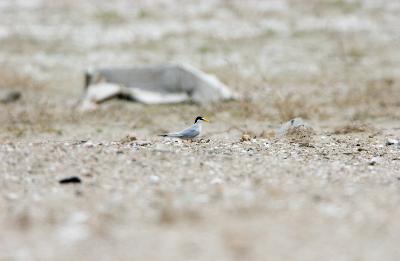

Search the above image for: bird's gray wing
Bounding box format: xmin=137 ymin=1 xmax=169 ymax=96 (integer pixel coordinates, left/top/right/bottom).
xmin=168 ymin=126 xmax=199 ymax=138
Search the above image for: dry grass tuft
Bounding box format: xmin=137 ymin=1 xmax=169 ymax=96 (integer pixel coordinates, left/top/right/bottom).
xmin=212 ymin=99 xmax=270 ymax=121
xmin=333 ymin=122 xmax=375 ymax=134
xmin=3 ymin=104 xmax=63 ymax=137
xmin=364 ymin=78 xmax=399 ymax=108
xmin=273 ymin=93 xmax=319 ymax=121
xmin=337 ymin=77 xmax=399 ymax=110
xmin=0 ymin=69 xmax=42 ymax=90
xmin=258 ymin=129 xmax=276 ymax=139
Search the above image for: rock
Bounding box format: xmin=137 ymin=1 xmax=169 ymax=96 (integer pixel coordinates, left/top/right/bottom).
xmin=240 ymin=134 xmax=252 ymax=142
xmin=368 ymin=157 xmax=379 ymax=166
xmin=278 ymin=118 xmax=315 ymax=145
xmin=83 ymin=141 xmax=95 ymax=148
xmin=149 ymin=175 xmax=160 ymax=184
xmin=59 ymin=176 xmax=82 ymax=184
xmin=0 ymin=90 xmax=21 ymax=103
xmin=119 ymin=134 xmax=137 ymax=144
xmin=386 ymin=138 xmax=399 ymax=146
xmin=278 ymin=118 xmax=309 ymax=135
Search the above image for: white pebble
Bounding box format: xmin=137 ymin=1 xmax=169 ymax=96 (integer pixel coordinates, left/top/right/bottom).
xmin=211 ymin=178 xmax=223 ymax=185
xmin=149 ymin=175 xmax=160 ymax=184
xmin=386 ymin=138 xmax=399 ymax=145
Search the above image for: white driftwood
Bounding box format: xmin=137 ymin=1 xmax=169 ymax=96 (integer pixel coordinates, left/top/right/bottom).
xmin=82 ymin=64 xmax=236 ymax=108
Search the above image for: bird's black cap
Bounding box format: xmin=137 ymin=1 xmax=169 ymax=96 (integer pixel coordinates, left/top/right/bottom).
xmin=194 ymin=116 xmax=209 ymax=123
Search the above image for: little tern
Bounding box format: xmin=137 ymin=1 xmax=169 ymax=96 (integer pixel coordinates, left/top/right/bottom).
xmin=160 ymin=116 xmax=209 ymax=139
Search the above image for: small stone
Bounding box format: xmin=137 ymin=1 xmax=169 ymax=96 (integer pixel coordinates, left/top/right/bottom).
xmin=240 ymin=134 xmax=252 ymax=142
xmin=368 ymin=157 xmax=379 ymax=166
xmin=59 ymin=176 xmax=82 ymax=184
xmin=278 ymin=118 xmax=309 ymax=135
xmin=386 ymin=138 xmax=399 ymax=146
xmin=149 ymin=175 xmax=160 ymax=184
xmin=277 ymin=118 xmax=314 ymax=146
xmin=119 ymin=134 xmax=137 ymax=144
xmin=0 ymin=90 xmax=21 ymax=103
xmin=83 ymin=141 xmax=95 ymax=148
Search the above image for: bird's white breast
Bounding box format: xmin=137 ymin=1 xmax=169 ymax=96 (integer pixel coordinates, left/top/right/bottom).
xmin=193 ymin=121 xmax=202 ymax=132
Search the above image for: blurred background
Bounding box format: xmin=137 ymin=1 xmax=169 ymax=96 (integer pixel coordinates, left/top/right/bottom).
xmin=1 ymin=0 xmax=399 ymax=140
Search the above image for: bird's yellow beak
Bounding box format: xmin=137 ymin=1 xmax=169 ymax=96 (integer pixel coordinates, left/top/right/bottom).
xmin=202 ymin=117 xmax=210 ymax=122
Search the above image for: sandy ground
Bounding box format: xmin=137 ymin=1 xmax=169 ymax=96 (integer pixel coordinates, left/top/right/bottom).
xmin=1 ymin=0 xmax=400 ymax=260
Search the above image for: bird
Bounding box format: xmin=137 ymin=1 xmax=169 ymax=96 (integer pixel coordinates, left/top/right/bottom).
xmin=159 ymin=116 xmax=209 ymax=139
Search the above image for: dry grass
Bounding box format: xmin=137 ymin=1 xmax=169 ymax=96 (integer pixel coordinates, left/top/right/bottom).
xmin=2 ymin=104 xmax=63 ymax=138
xmin=338 ymin=77 xmax=398 ymax=107
xmin=333 ymin=122 xmax=375 ymax=135
xmin=258 ymin=129 xmax=276 ymax=139
xmin=0 ymin=69 xmax=61 ymax=138
xmin=0 ymin=69 xmax=41 ymax=90
xmin=273 ymin=92 xmax=321 ymax=121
